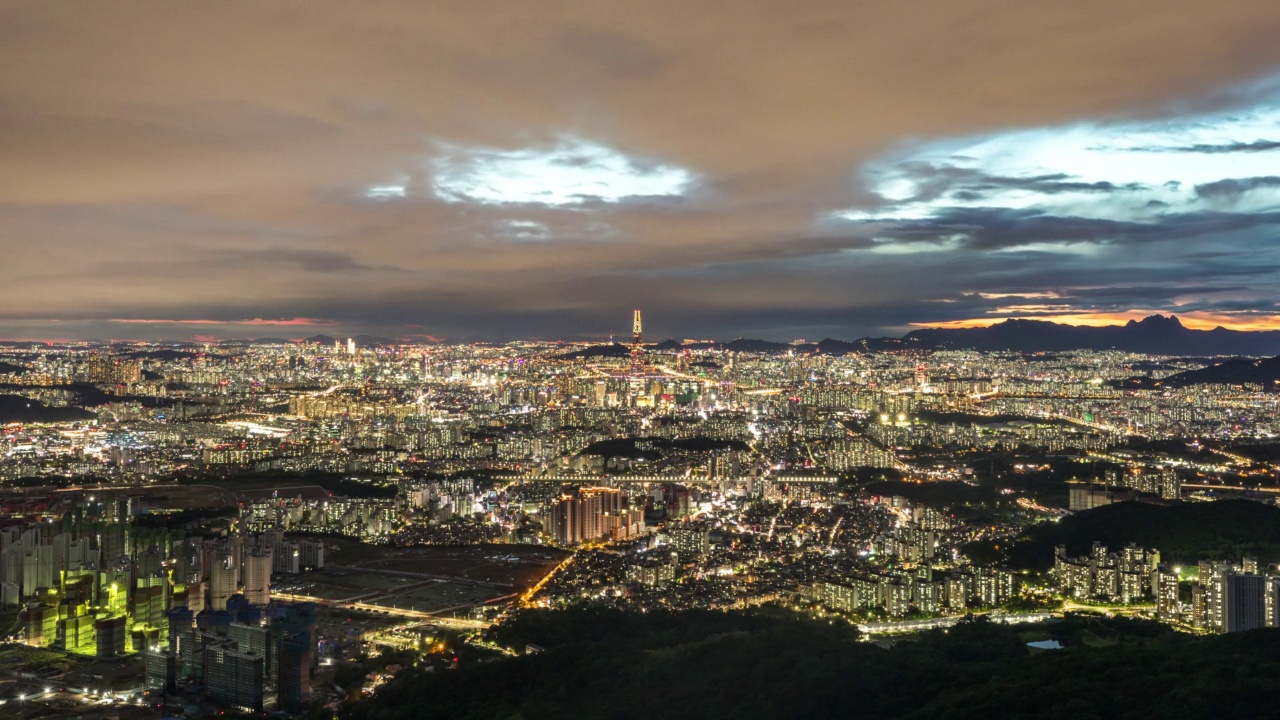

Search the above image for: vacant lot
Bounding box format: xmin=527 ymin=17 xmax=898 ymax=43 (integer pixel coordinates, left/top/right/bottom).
xmin=291 ymin=537 xmax=569 ymax=589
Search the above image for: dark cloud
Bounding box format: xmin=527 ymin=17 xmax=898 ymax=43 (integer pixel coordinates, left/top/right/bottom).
xmin=1195 ymin=176 xmax=1280 ymax=199
xmin=847 ymin=207 xmax=1280 ymax=251
xmin=1147 ymin=139 xmax=1280 ymax=154
xmin=230 ymin=248 xmax=405 ymax=274
xmin=882 ymin=164 xmax=1148 ymax=205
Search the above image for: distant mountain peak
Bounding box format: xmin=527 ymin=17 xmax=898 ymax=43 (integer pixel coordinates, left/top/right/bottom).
xmin=1127 ymin=314 xmax=1184 ymax=328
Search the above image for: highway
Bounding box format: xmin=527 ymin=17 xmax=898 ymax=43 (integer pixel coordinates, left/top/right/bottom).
xmin=856 ymin=603 xmax=1154 ymax=637
xmin=1183 ymin=482 xmax=1280 ymax=494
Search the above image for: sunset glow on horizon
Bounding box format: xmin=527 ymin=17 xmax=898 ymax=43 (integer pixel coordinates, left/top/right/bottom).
xmin=911 ymin=311 xmax=1280 ymax=332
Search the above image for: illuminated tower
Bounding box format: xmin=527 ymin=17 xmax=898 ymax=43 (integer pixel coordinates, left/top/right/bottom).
xmin=630 ymin=310 xmax=645 ymax=378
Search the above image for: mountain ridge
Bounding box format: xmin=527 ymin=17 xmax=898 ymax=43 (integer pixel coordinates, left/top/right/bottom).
xmin=901 ymin=314 xmax=1280 ymax=355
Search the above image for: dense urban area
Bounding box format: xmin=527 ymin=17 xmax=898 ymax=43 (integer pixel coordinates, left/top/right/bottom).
xmin=5 ymin=313 xmax=1280 ymax=717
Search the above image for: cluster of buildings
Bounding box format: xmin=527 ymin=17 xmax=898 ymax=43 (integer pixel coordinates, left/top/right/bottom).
xmin=873 ymin=520 xmax=942 ymax=564
xmin=9 ymin=322 xmax=1280 ymax=692
xmin=808 ymin=565 xmax=1016 ymax=617
xmin=1053 ymin=543 xmax=1280 ymax=636
xmin=240 ymin=478 xmax=485 ymax=542
xmin=1052 ymin=543 xmax=1162 ymax=603
xmin=4 ymin=333 xmax=1273 ymax=493
xmin=1 ymin=354 xmax=143 ymax=387
xmin=0 ymin=489 xmax=329 ymax=712
xmin=864 ymin=415 xmax=1120 ymax=455
xmin=1155 ymin=556 xmax=1280 ymax=633
xmin=546 ymin=487 xmax=646 ymax=545
xmin=523 ymin=473 xmax=1033 ymax=622
xmin=1107 ymin=466 xmax=1182 ymax=500
xmin=1066 ymin=466 xmax=1181 ymax=511
xmin=148 ymin=596 xmax=316 ymax=713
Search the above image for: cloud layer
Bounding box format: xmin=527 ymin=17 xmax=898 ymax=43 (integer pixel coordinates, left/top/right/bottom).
xmin=4 ymin=2 xmax=1280 ymax=340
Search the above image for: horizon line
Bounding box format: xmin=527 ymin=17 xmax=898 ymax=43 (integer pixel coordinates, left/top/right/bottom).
xmin=4 ymin=311 xmax=1280 ymax=345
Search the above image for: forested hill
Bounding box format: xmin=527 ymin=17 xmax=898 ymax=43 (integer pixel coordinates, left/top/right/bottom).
xmin=966 ymin=500 xmax=1280 ymax=570
xmin=342 ymin=607 xmax=1280 ymax=720
xmin=0 ymin=394 xmax=95 ymax=424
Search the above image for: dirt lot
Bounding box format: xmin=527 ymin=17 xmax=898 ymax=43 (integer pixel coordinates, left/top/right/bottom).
xmin=350 ymin=545 xmax=568 ymax=587
xmin=291 ymin=537 xmax=569 ymax=589
xmin=51 ymin=483 xmax=237 ymax=511
xmin=277 ymin=541 xmax=568 ymax=614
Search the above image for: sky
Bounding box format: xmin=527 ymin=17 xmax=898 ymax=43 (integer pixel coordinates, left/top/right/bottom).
xmin=4 ymin=1 xmax=1280 ymax=342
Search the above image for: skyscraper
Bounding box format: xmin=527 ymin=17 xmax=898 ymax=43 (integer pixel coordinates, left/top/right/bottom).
xmin=630 ymin=309 xmax=645 ymax=378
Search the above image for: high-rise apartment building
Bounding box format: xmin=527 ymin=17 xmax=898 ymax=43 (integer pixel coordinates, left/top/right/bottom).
xmin=274 ymin=602 xmax=316 ymax=712
xmin=548 ymin=488 xmax=644 ymax=545
xmin=1222 ymin=572 xmax=1273 ymax=633
xmin=205 ymin=644 xmax=267 ymax=713
xmin=243 ymin=550 xmax=271 ymax=606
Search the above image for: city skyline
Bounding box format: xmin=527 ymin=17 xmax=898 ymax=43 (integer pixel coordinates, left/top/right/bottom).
xmin=9 ymin=310 xmax=1280 ymax=351
xmin=5 ymin=3 xmax=1280 ymax=341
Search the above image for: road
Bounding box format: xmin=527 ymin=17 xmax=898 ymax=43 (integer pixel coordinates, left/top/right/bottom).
xmin=50 ymin=482 xmax=239 ymax=509
xmin=1060 ymin=601 xmax=1155 ymax=616
xmin=269 ymin=591 xmax=489 ymax=629
xmin=0 ymin=685 xmax=147 ymax=718
xmin=855 ymin=603 xmax=1155 ymax=637
xmin=521 ymin=555 xmax=575 ymax=606
xmin=857 ymin=611 xmax=1056 ymax=636
xmin=1 ymin=607 xmax=26 ymax=641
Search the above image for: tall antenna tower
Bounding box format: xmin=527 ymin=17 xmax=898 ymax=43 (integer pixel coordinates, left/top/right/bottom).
xmin=630 ymin=310 xmax=645 ymax=377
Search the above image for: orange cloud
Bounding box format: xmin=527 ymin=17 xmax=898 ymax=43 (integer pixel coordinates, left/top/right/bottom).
xmin=110 ymin=317 xmax=338 ymax=327
xmin=986 ymin=304 xmax=1078 ymax=314
xmin=912 ymin=311 xmax=1280 ymax=332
